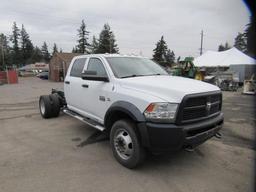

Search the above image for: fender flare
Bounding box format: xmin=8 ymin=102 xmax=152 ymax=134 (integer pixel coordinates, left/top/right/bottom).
xmin=104 ymin=101 xmax=146 ymax=125
xmin=104 ymin=101 xmax=150 ymax=147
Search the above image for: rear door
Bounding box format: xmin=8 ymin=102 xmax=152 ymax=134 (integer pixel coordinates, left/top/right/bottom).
xmin=64 ymin=57 xmax=87 ymax=111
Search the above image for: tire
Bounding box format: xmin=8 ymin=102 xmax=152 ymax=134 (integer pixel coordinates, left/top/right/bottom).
xmin=39 ymin=95 xmax=53 ymax=118
xmin=49 ymin=94 xmax=60 ymax=117
xmin=110 ymin=119 xmax=145 ymax=169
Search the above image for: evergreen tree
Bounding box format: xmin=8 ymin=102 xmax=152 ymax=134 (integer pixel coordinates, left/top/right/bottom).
xmin=30 ymin=46 xmax=43 ymax=63
xmin=52 ymin=43 xmax=58 ymax=55
xmin=245 ymin=16 xmax=256 ymax=58
xmin=76 ymin=20 xmax=90 ymax=54
xmin=72 ymin=47 xmax=78 ymax=53
xmin=0 ymin=33 xmax=11 ymax=67
xmin=234 ymin=32 xmax=247 ymax=53
xmin=10 ymin=22 xmax=20 ymax=65
xmin=152 ymin=36 xmax=168 ymax=65
xmin=218 ymin=42 xmax=230 ymax=52
xmin=224 ymin=42 xmax=231 ymax=50
xmin=177 ymin=56 xmax=181 ymax=63
xmin=20 ymin=24 xmax=34 ymax=64
xmin=41 ymin=42 xmax=50 ymax=62
xmin=218 ymin=44 xmax=225 ymax=51
xmin=97 ymin=24 xmax=119 ymax=54
xmin=90 ymin=35 xmax=99 ymax=53
xmin=152 ymin=36 xmax=175 ymax=66
xmin=165 ymin=49 xmax=175 ymax=65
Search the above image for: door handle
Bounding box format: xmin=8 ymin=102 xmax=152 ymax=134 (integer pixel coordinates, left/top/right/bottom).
xmin=82 ymin=84 xmax=89 ymax=88
xmin=65 ymin=81 xmax=70 ymax=84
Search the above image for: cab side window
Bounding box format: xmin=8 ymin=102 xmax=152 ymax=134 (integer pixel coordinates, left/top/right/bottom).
xmin=70 ymin=58 xmax=87 ymax=77
xmin=87 ymin=58 xmax=107 ymax=76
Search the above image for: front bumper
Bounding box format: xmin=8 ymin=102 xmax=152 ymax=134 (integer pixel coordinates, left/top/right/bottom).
xmin=138 ymin=113 xmax=224 ymax=152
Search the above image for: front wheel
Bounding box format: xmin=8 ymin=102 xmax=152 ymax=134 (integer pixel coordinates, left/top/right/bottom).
xmin=110 ymin=119 xmax=145 ymax=169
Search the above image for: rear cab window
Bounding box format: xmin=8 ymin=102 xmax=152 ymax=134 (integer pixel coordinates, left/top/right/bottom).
xmin=70 ymin=58 xmax=87 ymax=77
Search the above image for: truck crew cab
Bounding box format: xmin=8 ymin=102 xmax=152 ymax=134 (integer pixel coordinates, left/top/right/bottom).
xmin=39 ymin=54 xmax=223 ymax=168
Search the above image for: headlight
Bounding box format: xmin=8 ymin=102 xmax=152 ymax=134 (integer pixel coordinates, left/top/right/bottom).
xmin=144 ymin=103 xmax=178 ymax=122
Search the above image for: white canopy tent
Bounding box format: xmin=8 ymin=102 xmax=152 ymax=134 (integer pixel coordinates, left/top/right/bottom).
xmin=194 ymin=47 xmax=256 ymax=67
xmin=194 ymin=48 xmax=256 ymax=82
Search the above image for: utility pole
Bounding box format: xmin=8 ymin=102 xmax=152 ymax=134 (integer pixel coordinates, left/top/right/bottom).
xmin=200 ymin=30 xmax=204 ymax=55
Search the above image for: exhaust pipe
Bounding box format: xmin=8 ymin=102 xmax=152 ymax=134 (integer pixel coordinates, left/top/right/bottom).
xmin=214 ymin=132 xmax=222 ymax=139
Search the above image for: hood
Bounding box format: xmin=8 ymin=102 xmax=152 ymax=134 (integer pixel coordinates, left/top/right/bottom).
xmin=118 ymin=75 xmax=220 ymax=103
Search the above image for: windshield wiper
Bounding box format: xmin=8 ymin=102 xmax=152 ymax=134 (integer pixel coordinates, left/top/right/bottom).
xmin=143 ymin=73 xmax=166 ymax=77
xmin=121 ymin=74 xmax=145 ymax=79
xmin=147 ymin=73 xmax=161 ymax=76
xmin=121 ymin=74 xmax=164 ymax=78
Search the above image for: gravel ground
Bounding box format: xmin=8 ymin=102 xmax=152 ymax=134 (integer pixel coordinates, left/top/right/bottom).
xmin=0 ymin=77 xmax=255 ymax=192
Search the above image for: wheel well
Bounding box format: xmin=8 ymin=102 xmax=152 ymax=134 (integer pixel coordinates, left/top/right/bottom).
xmin=105 ymin=110 xmax=135 ymax=133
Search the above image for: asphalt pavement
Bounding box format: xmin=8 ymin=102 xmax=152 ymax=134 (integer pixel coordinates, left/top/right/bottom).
xmin=0 ymin=77 xmax=255 ymax=192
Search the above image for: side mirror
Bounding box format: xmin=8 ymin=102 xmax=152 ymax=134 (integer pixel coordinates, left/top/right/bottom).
xmin=81 ymin=70 xmax=109 ymax=82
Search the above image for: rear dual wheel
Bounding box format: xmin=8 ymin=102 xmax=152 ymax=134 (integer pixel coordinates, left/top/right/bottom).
xmin=39 ymin=94 xmax=60 ymax=118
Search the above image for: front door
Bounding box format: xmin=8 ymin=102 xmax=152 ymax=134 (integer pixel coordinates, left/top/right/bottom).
xmin=80 ymin=57 xmax=111 ymax=123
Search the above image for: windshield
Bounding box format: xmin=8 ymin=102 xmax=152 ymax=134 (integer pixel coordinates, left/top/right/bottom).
xmin=105 ymin=57 xmax=168 ymax=78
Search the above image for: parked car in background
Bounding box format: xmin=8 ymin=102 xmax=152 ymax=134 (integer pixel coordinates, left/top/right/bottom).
xmin=18 ymin=70 xmax=36 ymax=77
xmin=36 ymin=71 xmax=49 ymax=80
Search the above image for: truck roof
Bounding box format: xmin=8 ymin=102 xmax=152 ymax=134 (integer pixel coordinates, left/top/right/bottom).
xmin=73 ymin=53 xmax=146 ymax=59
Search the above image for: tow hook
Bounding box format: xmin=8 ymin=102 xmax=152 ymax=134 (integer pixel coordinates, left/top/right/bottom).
xmin=214 ymin=132 xmax=222 ymax=139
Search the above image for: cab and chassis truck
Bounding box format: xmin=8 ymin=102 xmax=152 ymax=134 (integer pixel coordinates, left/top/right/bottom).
xmin=39 ymin=54 xmax=223 ymax=168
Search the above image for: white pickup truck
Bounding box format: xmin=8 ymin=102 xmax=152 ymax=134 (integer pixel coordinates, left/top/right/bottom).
xmin=39 ymin=54 xmax=223 ymax=168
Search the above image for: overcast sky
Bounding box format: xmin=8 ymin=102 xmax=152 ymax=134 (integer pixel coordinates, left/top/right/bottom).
xmin=0 ymin=0 xmax=250 ymax=58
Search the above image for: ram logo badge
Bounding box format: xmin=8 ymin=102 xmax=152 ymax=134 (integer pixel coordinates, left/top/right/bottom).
xmin=206 ymin=102 xmax=212 ymax=112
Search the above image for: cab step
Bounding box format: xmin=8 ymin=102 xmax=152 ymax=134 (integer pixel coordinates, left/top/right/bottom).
xmin=63 ymin=109 xmax=105 ymax=131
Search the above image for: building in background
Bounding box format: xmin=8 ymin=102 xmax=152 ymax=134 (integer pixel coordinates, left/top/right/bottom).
xmin=49 ymin=53 xmax=81 ymax=82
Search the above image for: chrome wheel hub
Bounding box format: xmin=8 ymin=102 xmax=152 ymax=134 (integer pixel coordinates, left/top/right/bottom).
xmin=114 ymin=129 xmax=133 ymax=160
